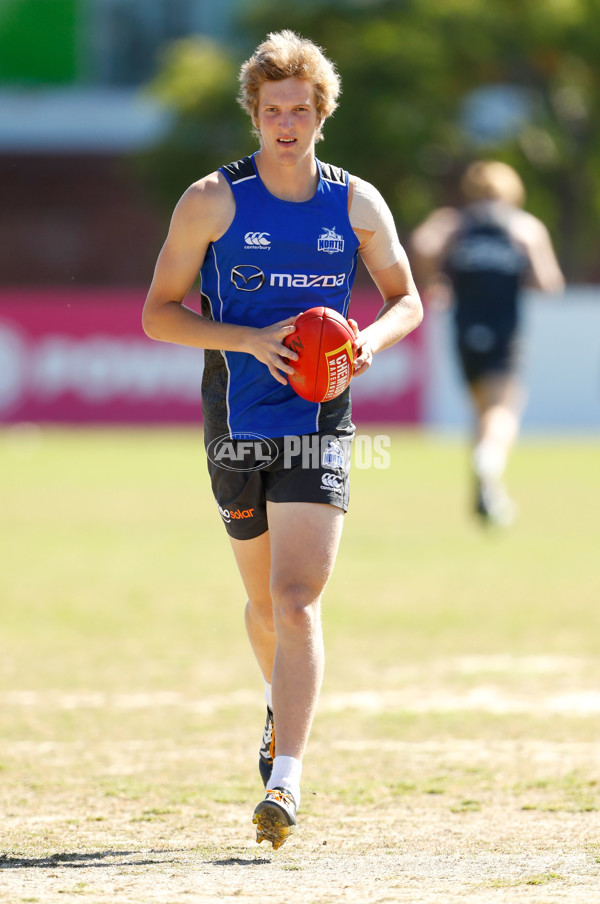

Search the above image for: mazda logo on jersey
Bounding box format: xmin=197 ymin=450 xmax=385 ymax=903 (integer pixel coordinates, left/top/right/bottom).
xmin=231 ymin=265 xmax=265 ymax=292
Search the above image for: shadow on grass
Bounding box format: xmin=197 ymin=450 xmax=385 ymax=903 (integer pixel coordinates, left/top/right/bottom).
xmin=212 ymin=857 xmax=271 ymax=866
xmin=0 ymin=849 xmax=181 ymax=869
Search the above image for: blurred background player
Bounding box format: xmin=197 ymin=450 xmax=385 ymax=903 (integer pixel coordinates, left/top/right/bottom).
xmin=411 ymin=161 xmax=565 ymax=526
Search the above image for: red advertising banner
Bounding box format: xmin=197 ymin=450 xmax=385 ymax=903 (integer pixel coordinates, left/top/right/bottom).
xmin=0 ymin=288 xmax=425 ymax=425
xmin=350 ymin=289 xmax=425 ymax=425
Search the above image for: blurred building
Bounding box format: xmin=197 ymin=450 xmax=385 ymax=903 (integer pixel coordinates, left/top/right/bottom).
xmin=0 ymin=0 xmax=244 ymax=285
xmin=2 ymin=2 xmax=597 ymax=432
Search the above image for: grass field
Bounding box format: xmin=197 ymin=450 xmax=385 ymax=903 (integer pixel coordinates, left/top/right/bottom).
xmin=1 ymin=426 xmax=599 ymax=903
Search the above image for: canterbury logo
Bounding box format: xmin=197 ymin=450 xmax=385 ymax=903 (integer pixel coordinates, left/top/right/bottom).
xmin=231 ymin=265 xmax=265 ymax=292
xmin=320 ymin=473 xmax=342 ymax=489
xmin=244 ymin=232 xmax=271 ymax=247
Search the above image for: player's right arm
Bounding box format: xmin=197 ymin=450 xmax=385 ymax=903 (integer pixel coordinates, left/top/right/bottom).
xmin=142 ymin=173 xmax=297 ymax=384
xmin=409 ymin=207 xmax=461 ymax=286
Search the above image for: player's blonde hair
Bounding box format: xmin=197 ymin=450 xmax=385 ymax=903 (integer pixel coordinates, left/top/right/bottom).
xmin=238 ymin=30 xmax=341 ymax=142
xmin=460 ymin=161 xmax=526 ymax=208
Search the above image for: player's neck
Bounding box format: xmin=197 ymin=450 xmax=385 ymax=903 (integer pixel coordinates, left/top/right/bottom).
xmin=255 ymin=150 xmax=318 ymax=203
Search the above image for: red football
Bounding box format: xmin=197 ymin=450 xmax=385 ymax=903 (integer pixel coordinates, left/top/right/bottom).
xmin=284 ymin=306 xmax=355 ymax=403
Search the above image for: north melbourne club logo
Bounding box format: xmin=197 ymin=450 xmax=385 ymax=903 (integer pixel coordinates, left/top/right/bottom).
xmin=318 ymin=226 xmax=344 ymax=254
xmin=244 ymin=231 xmax=271 ymax=249
xmin=322 ymin=439 xmax=345 ymax=470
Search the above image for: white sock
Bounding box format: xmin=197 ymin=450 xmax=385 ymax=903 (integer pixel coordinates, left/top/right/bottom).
xmin=268 ymin=755 xmax=302 ymax=808
xmin=473 ymin=440 xmax=506 ymax=483
xmin=263 ymin=679 xmax=272 ymax=711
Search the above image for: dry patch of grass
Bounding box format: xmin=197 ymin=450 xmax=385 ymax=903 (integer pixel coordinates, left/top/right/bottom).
xmin=1 ymin=429 xmax=600 ymax=902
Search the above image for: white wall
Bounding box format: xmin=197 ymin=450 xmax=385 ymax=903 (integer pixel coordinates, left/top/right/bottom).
xmin=424 ymin=286 xmax=600 ymax=433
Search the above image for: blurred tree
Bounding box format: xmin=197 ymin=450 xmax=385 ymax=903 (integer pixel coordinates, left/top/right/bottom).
xmin=134 ymin=37 xmax=248 ymax=216
xmin=136 ymin=0 xmax=600 ymax=281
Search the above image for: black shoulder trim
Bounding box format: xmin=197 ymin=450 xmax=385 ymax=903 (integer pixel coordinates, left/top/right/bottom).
xmin=319 ymin=161 xmax=347 ymax=185
xmin=221 ymin=156 xmax=256 ymax=183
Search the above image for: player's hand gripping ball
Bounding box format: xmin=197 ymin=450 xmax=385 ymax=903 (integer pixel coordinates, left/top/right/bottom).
xmin=284 ymin=306 xmax=355 ymax=403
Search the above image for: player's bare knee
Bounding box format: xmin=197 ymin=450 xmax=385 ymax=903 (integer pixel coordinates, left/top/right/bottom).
xmin=271 ymin=583 xmax=321 ymax=634
xmin=245 ymin=597 xmax=275 ymax=634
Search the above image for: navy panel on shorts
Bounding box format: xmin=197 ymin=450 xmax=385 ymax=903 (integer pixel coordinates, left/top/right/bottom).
xmin=455 ymin=324 xmax=521 ymax=384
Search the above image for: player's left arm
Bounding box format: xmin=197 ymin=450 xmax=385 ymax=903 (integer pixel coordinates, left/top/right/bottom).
xmin=349 ymin=177 xmax=423 ymax=376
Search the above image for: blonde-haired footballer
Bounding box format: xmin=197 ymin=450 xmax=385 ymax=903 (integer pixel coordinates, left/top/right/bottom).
xmin=143 ymin=30 xmax=422 ymax=848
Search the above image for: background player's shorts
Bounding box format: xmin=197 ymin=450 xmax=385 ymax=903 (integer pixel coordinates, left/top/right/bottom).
xmin=204 ymin=425 xmax=354 ymax=540
xmin=455 ymin=323 xmax=521 ymax=384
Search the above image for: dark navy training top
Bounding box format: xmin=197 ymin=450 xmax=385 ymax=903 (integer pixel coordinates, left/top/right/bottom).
xmin=444 ymin=201 xmax=530 ymax=338
xmin=200 ymin=153 xmax=360 ymax=439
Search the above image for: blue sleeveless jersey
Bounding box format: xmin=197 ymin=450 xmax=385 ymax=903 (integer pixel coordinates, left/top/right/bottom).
xmin=200 ymin=153 xmax=360 ymax=439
